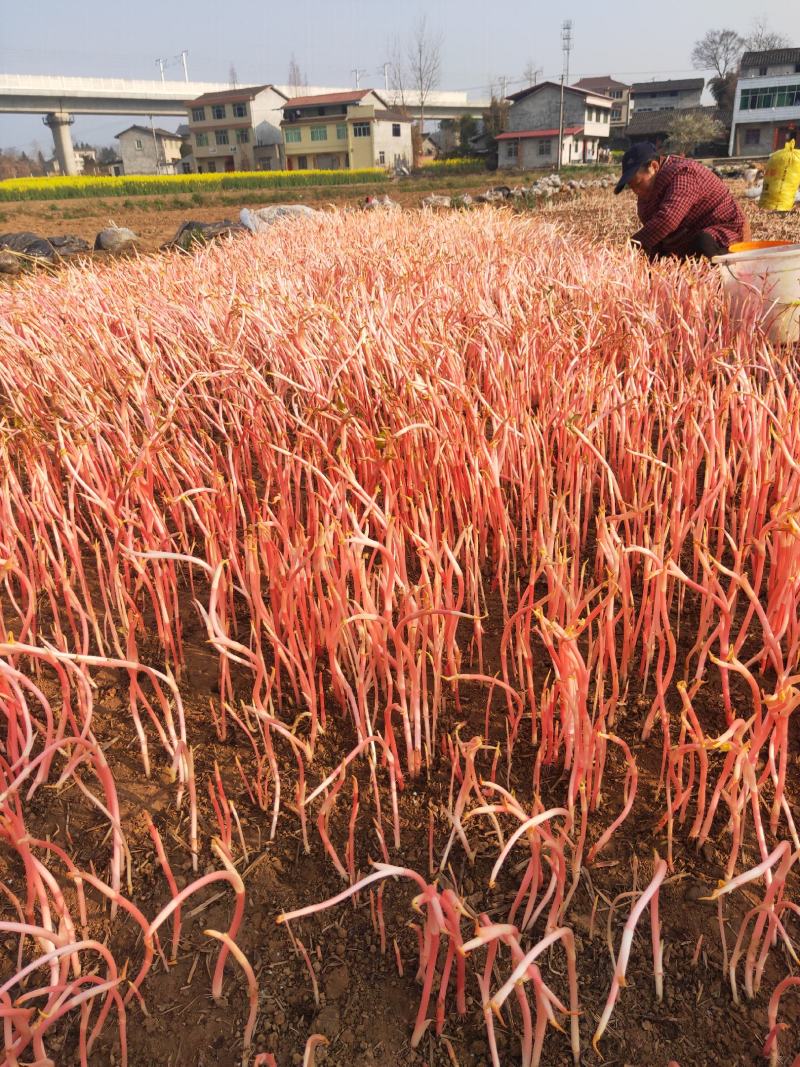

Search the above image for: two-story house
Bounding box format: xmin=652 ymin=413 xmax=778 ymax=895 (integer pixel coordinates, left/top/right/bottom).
xmin=629 ymin=78 xmax=705 ymax=114
xmin=116 ymin=125 xmax=184 ymax=175
xmin=496 ymin=81 xmax=612 ymax=170
xmin=281 ymin=90 xmax=412 ymax=171
xmin=574 ymin=76 xmax=631 ymax=131
xmin=728 ymin=48 xmax=800 ymax=156
xmin=185 ymin=85 xmax=289 ymax=173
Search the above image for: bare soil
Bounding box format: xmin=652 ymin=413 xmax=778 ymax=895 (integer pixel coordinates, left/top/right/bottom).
xmin=1 ymin=184 xmax=798 ymax=1067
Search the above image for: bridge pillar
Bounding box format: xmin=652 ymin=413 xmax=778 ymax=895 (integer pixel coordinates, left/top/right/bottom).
xmin=43 ymin=111 xmax=77 ymax=175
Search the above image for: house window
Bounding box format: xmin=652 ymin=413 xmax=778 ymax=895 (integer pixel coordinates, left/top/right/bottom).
xmin=612 ymin=108 xmax=622 ymax=121
xmin=206 ymin=160 xmax=217 ymax=172
xmin=379 ymin=150 xmax=386 ymax=164
xmin=745 ymin=128 xmax=761 ymax=145
xmin=285 ymin=127 xmax=301 ymax=143
xmin=135 ymin=138 xmax=143 ymax=150
xmin=795 ymin=64 xmax=800 ymax=73
xmin=505 ymin=141 xmax=518 ymax=159
xmin=742 ymin=84 xmax=800 ymax=109
xmin=212 ymin=105 xmax=226 ymax=119
xmin=310 ymin=125 xmax=328 ymax=141
xmin=538 ymin=139 xmax=551 ymax=155
xmin=759 ymin=66 xmax=768 ymax=76
xmin=236 ymin=129 xmax=250 ymax=143
xmin=336 ymin=124 xmax=347 ymax=139
xmin=215 ymin=130 xmax=229 ymax=145
xmin=353 ymin=123 xmax=371 ymax=137
xmin=392 ymin=123 xmax=401 ymax=136
xmin=191 ymin=107 xmax=205 ymax=122
xmin=610 ymin=89 xmax=622 ymax=99
xmin=233 ymin=103 xmax=247 ymax=118
xmin=196 ymin=132 xmax=209 ymax=147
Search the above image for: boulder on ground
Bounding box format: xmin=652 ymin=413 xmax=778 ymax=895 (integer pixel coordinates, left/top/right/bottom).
xmin=163 ymin=219 xmax=247 ymax=251
xmin=239 ymin=205 xmax=319 ymax=233
xmin=94 ymin=227 xmax=138 ymax=253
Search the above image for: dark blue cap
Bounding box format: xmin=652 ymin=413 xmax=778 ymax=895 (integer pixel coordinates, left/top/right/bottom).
xmin=614 ymin=142 xmax=660 ymax=194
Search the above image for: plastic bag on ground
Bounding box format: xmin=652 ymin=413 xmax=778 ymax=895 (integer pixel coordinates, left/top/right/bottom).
xmin=759 ymin=139 xmax=800 ymax=212
xmin=240 ymin=205 xmax=318 ymax=233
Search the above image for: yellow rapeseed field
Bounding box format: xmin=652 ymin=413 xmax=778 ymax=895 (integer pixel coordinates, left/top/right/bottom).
xmin=0 ymin=168 xmax=389 ymax=201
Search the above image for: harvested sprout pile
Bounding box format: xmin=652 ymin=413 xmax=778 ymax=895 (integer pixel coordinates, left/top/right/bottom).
xmin=0 ymin=211 xmax=799 ymax=1067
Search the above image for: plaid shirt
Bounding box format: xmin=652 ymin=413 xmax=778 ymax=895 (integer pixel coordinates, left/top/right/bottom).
xmin=633 ymin=156 xmax=745 ymax=254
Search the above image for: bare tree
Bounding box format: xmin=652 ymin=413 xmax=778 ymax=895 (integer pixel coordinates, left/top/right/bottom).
xmin=406 ymin=16 xmax=443 ymax=137
xmin=387 ymin=35 xmax=408 ymax=111
xmin=288 ymin=54 xmax=305 ymax=96
xmin=691 ymin=29 xmax=743 ymax=78
xmin=742 ymin=16 xmax=790 ymax=53
xmin=523 ymin=60 xmax=542 ymax=86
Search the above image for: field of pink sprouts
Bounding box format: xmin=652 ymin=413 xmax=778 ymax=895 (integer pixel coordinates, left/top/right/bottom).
xmin=0 ymin=209 xmax=799 ymax=1066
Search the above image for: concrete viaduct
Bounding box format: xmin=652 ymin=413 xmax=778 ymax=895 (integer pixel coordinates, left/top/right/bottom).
xmin=0 ymin=74 xmax=490 ymax=174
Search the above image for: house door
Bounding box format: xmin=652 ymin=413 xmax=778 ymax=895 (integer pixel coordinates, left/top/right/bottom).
xmin=298 ymin=155 xmax=308 ymax=170
xmin=224 ymin=157 xmax=235 ymax=172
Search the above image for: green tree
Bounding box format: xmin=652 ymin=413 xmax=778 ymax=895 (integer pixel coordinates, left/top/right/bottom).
xmin=458 ymin=113 xmax=479 ymax=154
xmin=665 ymin=111 xmax=726 ymax=156
xmin=482 ymin=96 xmax=509 ymax=170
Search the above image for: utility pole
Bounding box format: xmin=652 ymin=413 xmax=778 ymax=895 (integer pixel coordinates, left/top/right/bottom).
xmin=179 ymin=50 xmax=189 ymax=82
xmin=351 ymin=67 xmax=365 ymax=89
xmin=148 ymin=114 xmax=161 ymax=174
xmin=523 ymin=61 xmax=542 ymax=86
xmin=155 ymin=57 xmax=167 ymax=83
xmin=498 ymin=75 xmax=508 ymax=99
xmin=557 ymin=19 xmax=573 ymax=173
xmin=380 ymin=62 xmax=390 ymax=92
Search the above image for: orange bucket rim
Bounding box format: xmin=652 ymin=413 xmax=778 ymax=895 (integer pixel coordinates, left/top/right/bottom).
xmin=728 ymin=240 xmax=793 ymax=253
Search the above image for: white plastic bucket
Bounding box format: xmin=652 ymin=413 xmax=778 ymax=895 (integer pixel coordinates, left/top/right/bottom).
xmin=713 ymin=243 xmax=800 ymax=344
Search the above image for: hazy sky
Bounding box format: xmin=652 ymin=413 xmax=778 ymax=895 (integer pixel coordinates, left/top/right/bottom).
xmin=1 ymin=0 xmax=796 ymax=154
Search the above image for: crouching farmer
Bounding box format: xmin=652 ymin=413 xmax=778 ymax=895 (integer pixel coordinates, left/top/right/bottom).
xmin=615 ymin=142 xmax=749 ymax=260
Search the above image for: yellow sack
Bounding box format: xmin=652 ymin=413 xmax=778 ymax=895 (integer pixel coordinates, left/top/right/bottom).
xmin=759 ymin=138 xmax=800 ymax=212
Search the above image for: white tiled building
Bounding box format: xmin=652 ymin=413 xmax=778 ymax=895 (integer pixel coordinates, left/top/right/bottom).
xmin=728 ymin=48 xmax=800 ymax=157
xmin=629 ymin=78 xmax=705 ymax=113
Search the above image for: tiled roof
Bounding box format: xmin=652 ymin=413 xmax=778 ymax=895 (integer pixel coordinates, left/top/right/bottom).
xmin=507 ymin=80 xmax=612 ymax=102
xmin=496 ymin=126 xmax=584 ymax=140
xmin=186 ymin=85 xmax=285 ymax=105
xmin=626 ymin=105 xmax=724 ymax=136
xmin=574 ymin=76 xmax=629 ymax=90
xmin=741 ymin=48 xmax=800 ymax=69
xmin=116 ymin=124 xmax=185 ymax=140
xmin=630 ymin=78 xmax=705 ymax=94
xmin=283 ymin=89 xmax=382 ymax=108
